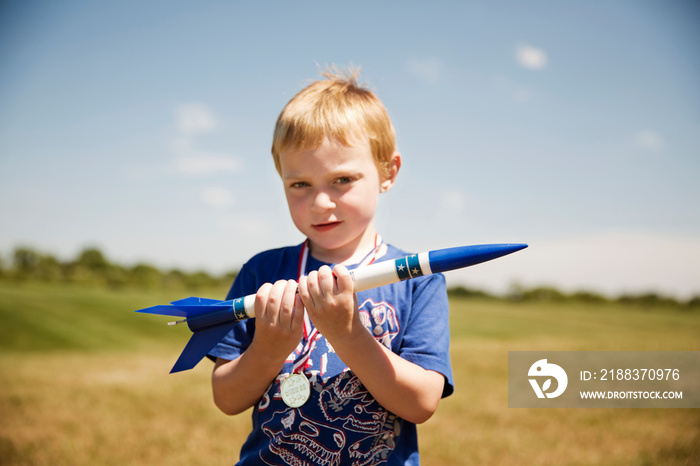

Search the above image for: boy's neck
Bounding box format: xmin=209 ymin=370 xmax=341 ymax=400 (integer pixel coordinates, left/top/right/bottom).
xmin=308 ymin=229 xmax=380 ymax=265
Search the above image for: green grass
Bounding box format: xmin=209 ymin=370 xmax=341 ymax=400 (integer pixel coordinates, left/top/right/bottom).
xmin=0 ymin=282 xmax=227 ymax=353
xmin=452 ymin=299 xmax=700 ymax=350
xmin=0 ymin=282 xmax=698 ymax=465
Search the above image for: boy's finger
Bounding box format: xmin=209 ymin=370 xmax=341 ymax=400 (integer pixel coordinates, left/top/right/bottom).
xmin=317 ymin=265 xmax=334 ymax=293
xmin=280 ymin=279 xmax=298 ymax=320
xmin=306 ymin=270 xmax=322 ymax=299
xmin=292 ymin=292 xmax=305 ymax=331
xmin=332 ymin=264 xmax=353 ymax=293
xmin=267 ymin=280 xmax=289 ymax=324
xmin=254 ymin=282 xmax=273 ymax=319
xmin=297 ymin=275 xmax=315 ymax=308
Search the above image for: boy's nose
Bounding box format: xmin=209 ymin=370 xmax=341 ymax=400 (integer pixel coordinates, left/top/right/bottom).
xmin=311 ymin=190 xmax=335 ymax=212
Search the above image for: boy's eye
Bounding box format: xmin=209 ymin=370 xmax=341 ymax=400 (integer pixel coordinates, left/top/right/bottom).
xmin=334 ymin=176 xmax=353 ymax=185
xmin=290 ymin=181 xmax=310 ymax=189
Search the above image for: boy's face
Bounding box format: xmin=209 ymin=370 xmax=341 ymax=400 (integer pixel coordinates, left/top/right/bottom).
xmin=279 ymin=135 xmax=396 ymax=263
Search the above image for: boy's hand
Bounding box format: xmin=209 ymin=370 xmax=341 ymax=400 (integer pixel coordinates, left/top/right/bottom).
xmin=297 ymin=265 xmax=364 ymax=343
xmin=250 ymin=279 xmax=304 ymax=362
xmin=213 ymin=279 xmax=304 ymax=416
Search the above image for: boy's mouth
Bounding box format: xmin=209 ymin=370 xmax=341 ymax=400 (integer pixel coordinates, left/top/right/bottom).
xmin=312 ymin=221 xmax=342 ymax=233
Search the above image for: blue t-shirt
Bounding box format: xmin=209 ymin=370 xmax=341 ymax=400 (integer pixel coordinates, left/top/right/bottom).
xmin=209 ymin=242 xmax=454 ymax=465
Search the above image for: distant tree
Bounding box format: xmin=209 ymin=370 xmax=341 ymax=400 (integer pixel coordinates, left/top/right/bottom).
xmin=447 ymin=286 xmax=495 ymax=299
xmin=163 ymin=269 xmax=188 ymax=289
xmin=184 ymin=270 xmax=217 ymax=289
xmin=570 ymin=290 xmax=608 ymax=304
xmin=76 ymin=247 xmax=110 ymax=272
xmin=521 ymin=286 xmax=567 ymax=302
xmin=505 ymin=282 xmax=526 ymax=302
xmin=617 ymin=293 xmax=680 ymax=309
xmin=35 ymin=254 xmax=62 ymax=281
xmin=686 ymin=296 xmax=700 ymax=310
xmin=129 ymin=263 xmax=162 ymax=288
xmin=103 ymin=264 xmax=130 ymax=288
xmin=13 ymin=247 xmax=42 ymax=276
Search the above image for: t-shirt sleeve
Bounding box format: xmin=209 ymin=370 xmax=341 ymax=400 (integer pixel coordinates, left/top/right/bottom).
xmin=399 ymin=272 xmax=454 ymax=398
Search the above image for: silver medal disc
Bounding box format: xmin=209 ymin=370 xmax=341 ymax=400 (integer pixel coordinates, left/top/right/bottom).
xmin=281 ymin=373 xmax=311 ymax=408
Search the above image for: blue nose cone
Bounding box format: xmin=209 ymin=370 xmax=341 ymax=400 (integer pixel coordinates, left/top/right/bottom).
xmin=428 ymin=243 xmax=528 ymax=274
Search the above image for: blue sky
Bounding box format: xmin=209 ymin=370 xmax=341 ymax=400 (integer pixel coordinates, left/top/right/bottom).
xmin=1 ymin=0 xmax=699 ymax=298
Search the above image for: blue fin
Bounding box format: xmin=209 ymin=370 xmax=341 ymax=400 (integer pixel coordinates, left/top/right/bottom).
xmin=135 ymin=305 xmax=188 ymax=317
xmin=135 ymin=303 xmax=229 ymax=318
xmin=170 ymin=296 xmax=223 ymax=306
xmin=169 ymin=324 xmax=236 ymax=373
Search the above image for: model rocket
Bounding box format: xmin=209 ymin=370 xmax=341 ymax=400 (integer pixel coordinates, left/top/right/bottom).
xmin=136 ymin=243 xmax=527 ymax=373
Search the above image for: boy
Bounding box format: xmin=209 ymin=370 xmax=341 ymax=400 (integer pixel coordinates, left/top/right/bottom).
xmin=209 ymin=68 xmax=453 ymax=465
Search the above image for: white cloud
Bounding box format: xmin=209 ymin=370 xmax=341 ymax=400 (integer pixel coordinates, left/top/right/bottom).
xmin=440 ymin=189 xmax=466 ymax=211
xmin=200 ymin=186 xmax=234 ymax=209
xmin=176 ymin=153 xmax=241 ymax=176
xmin=432 ymin=189 xmax=469 ymax=225
xmin=632 ymin=130 xmax=667 ymax=152
xmin=176 ymin=103 xmax=218 ymax=135
xmin=516 ymin=44 xmax=548 ymax=70
xmin=405 ymin=57 xmax=443 ymax=85
xmin=171 ymin=103 xmax=243 ymax=178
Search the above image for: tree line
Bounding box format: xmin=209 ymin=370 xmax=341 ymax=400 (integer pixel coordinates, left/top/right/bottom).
xmin=1 ymin=246 xmax=697 ymax=309
xmin=447 ymin=284 xmax=700 ymax=310
xmin=0 ymin=246 xmax=237 ymax=291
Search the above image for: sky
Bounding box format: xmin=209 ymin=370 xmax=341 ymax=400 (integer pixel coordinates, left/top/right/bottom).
xmin=1 ymin=0 xmax=699 ymax=299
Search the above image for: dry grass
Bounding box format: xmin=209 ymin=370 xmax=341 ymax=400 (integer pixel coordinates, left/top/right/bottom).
xmin=0 ymin=285 xmax=698 ymax=465
xmin=0 ymin=352 xmax=251 ymax=465
xmin=419 ymin=341 xmax=700 ymax=465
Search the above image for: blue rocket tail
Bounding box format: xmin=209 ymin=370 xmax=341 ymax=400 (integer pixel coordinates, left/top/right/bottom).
xmin=169 ymin=324 xmax=236 ymax=373
xmin=135 ymin=297 xmax=238 ymax=372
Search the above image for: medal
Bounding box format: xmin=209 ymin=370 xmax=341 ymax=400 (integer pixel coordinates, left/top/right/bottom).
xmin=281 ymin=373 xmax=311 ymax=408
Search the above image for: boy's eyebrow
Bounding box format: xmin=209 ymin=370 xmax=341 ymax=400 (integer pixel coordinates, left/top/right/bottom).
xmin=282 ymin=166 xmax=365 ymax=181
xmin=280 ymin=171 xmax=309 ymax=182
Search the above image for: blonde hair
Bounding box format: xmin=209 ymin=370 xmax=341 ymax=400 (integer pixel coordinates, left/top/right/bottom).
xmin=271 ymin=66 xmax=396 ymax=177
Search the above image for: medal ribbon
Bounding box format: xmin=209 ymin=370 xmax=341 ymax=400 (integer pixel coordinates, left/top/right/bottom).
xmin=292 ymin=234 xmax=386 ymax=374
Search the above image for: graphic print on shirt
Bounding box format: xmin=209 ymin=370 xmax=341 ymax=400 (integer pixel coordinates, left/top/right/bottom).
xmin=259 ymin=372 xmax=399 ymax=466
xmin=317 ymin=372 xmax=400 ymax=465
xmin=260 ymin=406 xmax=345 ymax=465
xmin=257 ymin=299 xmax=402 ymax=465
xmin=358 ymin=298 xmax=400 ymax=350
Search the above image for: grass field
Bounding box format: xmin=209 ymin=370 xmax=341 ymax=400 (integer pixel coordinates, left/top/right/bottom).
xmin=0 ymin=282 xmax=698 ymax=465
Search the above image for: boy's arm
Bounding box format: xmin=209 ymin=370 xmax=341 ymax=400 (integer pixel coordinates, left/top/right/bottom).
xmin=212 ymin=279 xmax=304 ymax=415
xmin=297 ymin=265 xmax=445 ymax=424
xmin=330 ymin=322 xmax=445 ymax=424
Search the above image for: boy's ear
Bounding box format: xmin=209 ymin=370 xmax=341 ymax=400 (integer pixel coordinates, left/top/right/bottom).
xmin=380 ymin=152 xmax=402 ymax=193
